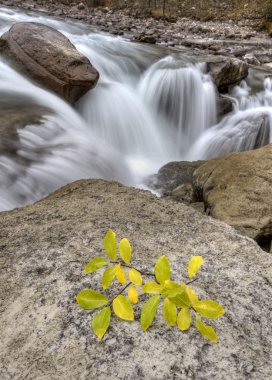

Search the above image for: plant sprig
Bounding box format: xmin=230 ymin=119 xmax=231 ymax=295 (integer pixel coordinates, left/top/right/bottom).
xmin=76 ymin=229 xmax=225 ymax=342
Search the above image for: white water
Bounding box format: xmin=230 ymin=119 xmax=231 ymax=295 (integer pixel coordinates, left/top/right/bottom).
xmin=0 ymin=7 xmax=271 ymax=211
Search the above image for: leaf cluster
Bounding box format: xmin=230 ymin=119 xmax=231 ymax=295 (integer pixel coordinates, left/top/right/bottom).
xmin=76 ymin=229 xmax=225 ymax=342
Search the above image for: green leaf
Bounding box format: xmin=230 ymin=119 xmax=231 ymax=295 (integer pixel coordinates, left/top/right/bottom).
xmin=163 ymin=298 xmax=177 ymax=326
xmin=168 ymin=285 xmax=190 ymax=308
xmin=104 ymin=229 xmax=117 ymax=260
xmin=83 ymin=257 xmax=108 ymax=273
xmin=112 ymin=295 xmax=134 ymax=321
xmin=155 ymin=255 xmax=170 ymax=285
xmin=177 ymin=307 xmax=191 ymax=331
xmin=188 ymin=256 xmax=203 ymax=279
xmin=195 ymin=315 xmax=218 ymax=343
xmin=102 ymin=266 xmax=116 ymax=290
xmin=161 ymin=281 xmax=185 ymax=297
xmin=142 ymin=281 xmax=163 ymax=294
xmin=193 ymin=300 xmax=225 ymax=319
xmin=92 ymin=307 xmax=111 ymax=339
xmin=141 ymin=295 xmax=160 ymax=332
xmin=76 ymin=289 xmax=108 ymax=310
xmin=128 ymin=286 xmax=138 ymax=304
xmin=129 ymin=269 xmax=142 ymax=286
xmin=119 ymin=238 xmax=132 ymax=264
xmin=115 ymin=264 xmax=127 ymax=284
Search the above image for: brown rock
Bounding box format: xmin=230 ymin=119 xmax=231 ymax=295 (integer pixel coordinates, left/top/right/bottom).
xmin=193 ymin=145 xmax=272 ymax=247
xmin=206 ymin=56 xmax=248 ymax=91
xmin=0 ymin=22 xmax=99 ymax=103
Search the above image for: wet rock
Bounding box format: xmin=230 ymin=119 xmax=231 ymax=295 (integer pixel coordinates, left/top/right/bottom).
xmin=150 ymin=160 xmax=205 ymax=194
xmin=78 ymin=2 xmax=85 ymax=10
xmin=217 ymin=94 xmax=234 ymax=117
xmin=0 ymin=179 xmax=272 ymax=379
xmin=206 ymin=56 xmax=248 ymax=91
xmin=137 ymin=34 xmax=157 ymax=44
xmin=163 ymin=183 xmax=196 ymax=204
xmin=0 ymin=22 xmax=99 ymax=103
xmin=0 ymin=104 xmax=51 ymax=156
xmin=193 ymin=144 xmax=272 ymax=245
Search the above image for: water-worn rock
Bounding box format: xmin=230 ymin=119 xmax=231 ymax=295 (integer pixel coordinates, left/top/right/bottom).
xmin=206 ymin=56 xmax=248 ymax=91
xmin=0 ymin=179 xmax=271 ymax=379
xmin=0 ymin=104 xmax=50 ymax=156
xmin=150 ymin=160 xmax=205 ymax=194
xmin=193 ymin=144 xmax=272 ymax=248
xmin=0 ymin=22 xmax=99 ymax=103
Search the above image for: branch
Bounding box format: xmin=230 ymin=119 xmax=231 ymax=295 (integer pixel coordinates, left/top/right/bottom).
xmin=110 ymin=261 xmax=155 ymax=277
xmin=109 ymin=282 xmax=132 ymax=305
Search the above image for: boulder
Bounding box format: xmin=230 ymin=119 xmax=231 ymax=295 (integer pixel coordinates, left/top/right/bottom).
xmin=0 ymin=22 xmax=99 ymax=103
xmin=193 ymin=144 xmax=272 ymax=248
xmin=206 ymin=56 xmax=248 ymax=91
xmin=0 ymin=179 xmax=271 ymax=379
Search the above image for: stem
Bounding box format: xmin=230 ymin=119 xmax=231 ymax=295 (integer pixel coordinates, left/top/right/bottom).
xmin=109 ymin=282 xmax=132 ymax=305
xmin=186 ymin=278 xmax=198 ymax=285
xmin=110 ymin=261 xmax=155 ymax=277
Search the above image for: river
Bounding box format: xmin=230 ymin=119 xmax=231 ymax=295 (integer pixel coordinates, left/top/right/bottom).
xmin=0 ymin=6 xmax=271 ymax=211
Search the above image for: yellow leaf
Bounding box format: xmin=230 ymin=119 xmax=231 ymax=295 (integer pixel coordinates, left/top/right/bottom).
xmin=193 ymin=300 xmax=225 ymax=319
xmin=102 ymin=266 xmax=116 ymax=290
xmin=104 ymin=229 xmax=117 ymax=260
xmin=177 ymin=307 xmax=191 ymax=331
xmin=112 ymin=295 xmax=134 ymax=321
xmin=83 ymin=257 xmax=108 ymax=273
xmin=195 ymin=315 xmax=218 ymax=343
xmin=76 ymin=289 xmax=108 ymax=310
xmin=155 ymin=255 xmax=170 ymax=285
xmin=119 ymin=238 xmax=132 ymax=264
xmin=161 ymin=281 xmax=185 ymax=297
xmin=186 ymin=286 xmax=199 ymax=306
xmin=128 ymin=286 xmax=138 ymax=304
xmin=163 ymin=298 xmax=177 ymax=326
xmin=92 ymin=307 xmax=111 ymax=339
xmin=129 ymin=268 xmax=142 ymax=286
xmin=141 ymin=295 xmax=160 ymax=332
xmin=115 ymin=264 xmax=127 ymax=284
xmin=168 ymin=284 xmax=190 ymax=308
xmin=142 ymin=281 xmax=163 ymax=294
xmin=188 ymin=256 xmax=203 ymax=279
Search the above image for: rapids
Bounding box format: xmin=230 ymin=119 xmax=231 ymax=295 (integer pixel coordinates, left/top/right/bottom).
xmin=0 ymin=6 xmax=271 ymax=211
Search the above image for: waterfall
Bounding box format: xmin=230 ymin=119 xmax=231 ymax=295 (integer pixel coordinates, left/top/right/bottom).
xmin=187 ymin=79 xmax=272 ymax=159
xmin=0 ymin=6 xmax=271 ymax=211
xmin=138 ymin=57 xmax=217 ymax=152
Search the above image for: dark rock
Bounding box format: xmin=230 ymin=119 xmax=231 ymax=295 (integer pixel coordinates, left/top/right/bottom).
xmin=0 ymin=104 xmax=51 ymax=156
xmin=163 ymin=183 xmax=196 ymax=203
xmin=149 ymin=160 xmax=205 ymax=194
xmin=78 ymin=2 xmax=85 ymax=10
xmin=0 ymin=22 xmax=99 ymax=103
xmin=206 ymin=56 xmax=248 ymax=92
xmin=137 ymin=34 xmax=157 ymax=44
xmin=217 ymin=94 xmax=234 ymax=117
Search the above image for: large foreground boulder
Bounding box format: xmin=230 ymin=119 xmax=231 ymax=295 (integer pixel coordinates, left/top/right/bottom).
xmin=0 ymin=22 xmax=99 ymax=103
xmin=194 ymin=144 xmax=272 ymax=247
xmin=0 ymin=179 xmax=271 ymax=379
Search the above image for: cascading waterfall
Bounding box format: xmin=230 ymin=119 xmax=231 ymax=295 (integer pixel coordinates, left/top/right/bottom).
xmin=187 ymin=79 xmax=272 ymax=159
xmin=138 ymin=57 xmax=217 ymax=152
xmin=0 ymin=6 xmax=271 ymax=211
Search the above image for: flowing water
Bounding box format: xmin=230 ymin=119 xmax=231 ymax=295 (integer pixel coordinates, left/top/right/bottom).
xmin=0 ymin=6 xmax=271 ymax=211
